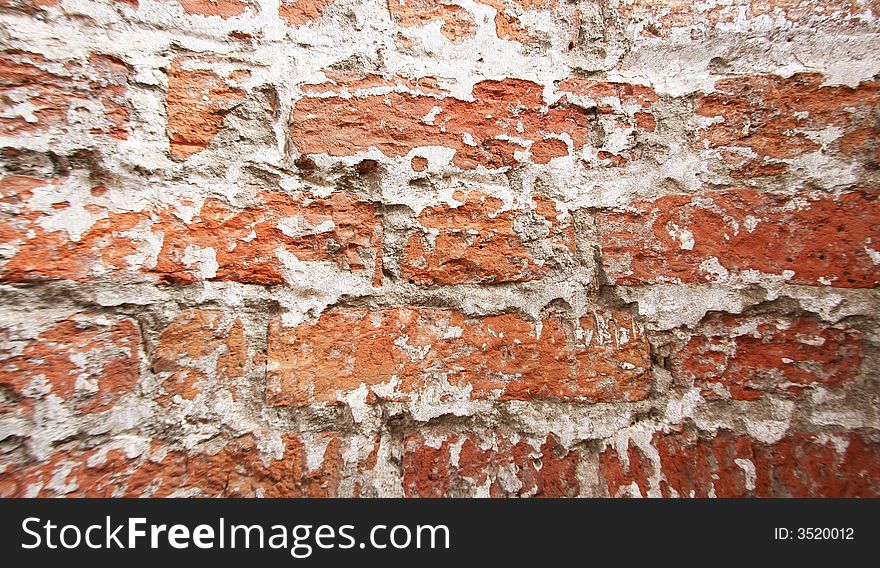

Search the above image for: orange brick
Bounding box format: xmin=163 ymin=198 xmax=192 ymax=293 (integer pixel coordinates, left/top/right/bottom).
xmin=266 ymin=307 xmax=651 ymax=406
xmin=402 ymin=192 xmax=575 ymax=285
xmin=601 ymin=428 xmax=880 ymax=497
xmin=0 ymin=315 xmax=141 ymax=418
xmin=669 ymin=315 xmax=862 ymax=401
xmin=597 ymin=188 xmax=880 ymax=287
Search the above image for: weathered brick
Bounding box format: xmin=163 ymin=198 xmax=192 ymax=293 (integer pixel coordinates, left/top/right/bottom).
xmin=291 ymin=78 xmax=573 ymax=168
xmin=0 ymin=208 xmax=146 ymax=282
xmin=697 ymin=74 xmax=880 ymax=175
xmin=152 ymin=190 xmax=383 ymax=285
xmin=3 ymin=0 xmax=878 ymax=502
xmin=597 ymin=188 xmax=880 ymax=287
xmin=601 ymin=428 xmax=880 ymax=497
xmin=291 ymin=79 xmax=657 ymax=169
xmin=301 ymin=69 xmax=448 ymax=96
xmin=402 ymin=191 xmax=575 ymax=285
xmin=0 ymin=175 xmax=151 ymax=283
xmin=557 ymin=77 xmax=659 ymax=111
xmin=1 ymin=223 xmax=146 ymax=281
xmin=0 ymin=433 xmax=344 ymax=497
xmin=669 ymin=315 xmax=863 ymax=400
xmin=484 ymin=0 xmax=562 ymax=43
xmin=1 ymin=0 xmax=135 ymax=8
xmin=266 ymin=307 xmax=651 ymax=406
xmin=749 ymin=0 xmax=872 ymax=20
xmin=620 ymin=0 xmax=723 ymax=36
xmin=0 ymin=51 xmax=129 ymax=139
xmin=152 ymin=309 xmax=249 ymax=404
xmin=0 ymin=0 xmax=61 ymax=8
xmin=1 ymin=177 xmax=382 ymax=285
xmin=410 ymin=155 xmax=429 ymax=171
xmin=0 ymin=314 xmax=141 ymax=418
xmin=177 ymin=0 xmax=255 ymax=18
xmin=166 ymin=57 xmax=249 ymax=160
xmin=403 ymin=430 xmax=579 ymax=497
xmin=290 ymin=76 xmax=657 ymax=169
xmin=387 ymin=0 xmax=477 ymax=42
xmin=387 ymin=0 xmax=564 ymax=43
xmin=620 ymin=0 xmax=879 ymax=37
xmin=278 ymin=0 xmax=335 ymax=25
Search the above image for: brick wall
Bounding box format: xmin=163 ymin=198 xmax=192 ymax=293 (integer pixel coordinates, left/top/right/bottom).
xmin=1 ymin=0 xmax=878 ymax=497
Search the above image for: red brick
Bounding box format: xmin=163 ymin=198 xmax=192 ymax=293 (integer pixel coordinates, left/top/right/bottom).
xmin=279 ymin=0 xmax=335 ymax=25
xmin=410 ymin=155 xmax=429 ymax=171
xmin=290 ymin=77 xmax=656 ymax=169
xmin=0 ymin=175 xmax=151 ymax=283
xmin=152 ymin=190 xmax=383 ymax=285
xmin=301 ymin=70 xmax=448 ymax=96
xmin=597 ymin=188 xmax=880 ymax=287
xmin=529 ymin=137 xmax=569 ymax=164
xmin=402 ymin=191 xmax=575 ymax=285
xmin=620 ymin=0 xmax=726 ymax=36
xmin=697 ymin=74 xmax=880 ymax=175
xmin=1 ymin=209 xmax=145 ymax=282
xmin=600 ymin=428 xmax=880 ymax=497
xmin=750 ymin=0 xmax=879 ymax=22
xmin=620 ymin=0 xmax=878 ymax=37
xmin=669 ymin=315 xmax=863 ymax=401
xmin=166 ymin=58 xmax=250 ymax=160
xmin=0 ymin=315 xmax=141 ymax=418
xmin=387 ymin=0 xmax=563 ymax=43
xmin=178 ymin=0 xmax=255 ymax=18
xmin=0 ymin=0 xmax=60 ymax=8
xmin=557 ymin=77 xmax=658 ymax=110
xmin=482 ymin=0 xmax=560 ymax=43
xmin=266 ymin=307 xmax=651 ymax=406
xmin=0 ymin=51 xmax=129 ymax=139
xmin=1 ymin=178 xmax=381 ymax=285
xmin=152 ymin=310 xmax=249 ymax=404
xmin=0 ymin=433 xmax=343 ymax=497
xmin=403 ymin=430 xmax=579 ymax=497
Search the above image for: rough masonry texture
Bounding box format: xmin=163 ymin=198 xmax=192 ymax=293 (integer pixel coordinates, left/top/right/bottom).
xmin=0 ymin=0 xmax=878 ymax=498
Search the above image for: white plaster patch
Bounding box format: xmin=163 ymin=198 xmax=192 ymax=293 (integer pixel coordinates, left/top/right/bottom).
xmin=182 ymin=245 xmax=219 ymax=279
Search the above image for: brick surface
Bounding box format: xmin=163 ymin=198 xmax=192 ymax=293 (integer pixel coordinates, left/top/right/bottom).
xmin=0 ymin=50 xmax=129 ymax=139
xmin=152 ymin=191 xmax=383 ymax=285
xmin=402 ymin=191 xmax=575 ymax=285
xmin=290 ymin=76 xmax=657 ymax=169
xmin=669 ymin=315 xmax=863 ymax=401
xmin=152 ymin=309 xmax=250 ymax=404
xmin=403 ymin=430 xmax=580 ymax=497
xmin=601 ymin=428 xmax=880 ymax=497
xmin=178 ymin=0 xmax=255 ymax=19
xmin=1 ymin=180 xmax=382 ymax=286
xmin=0 ymin=433 xmax=344 ymax=497
xmin=0 ymin=175 xmax=148 ymax=283
xmin=279 ymin=0 xmax=336 ymax=25
xmin=266 ymin=307 xmax=651 ymax=406
xmin=697 ymin=74 xmax=880 ymax=175
xmin=620 ymin=0 xmax=880 ymax=37
xmin=1 ymin=0 xmax=878 ymax=499
xmin=597 ymin=189 xmax=880 ymax=287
